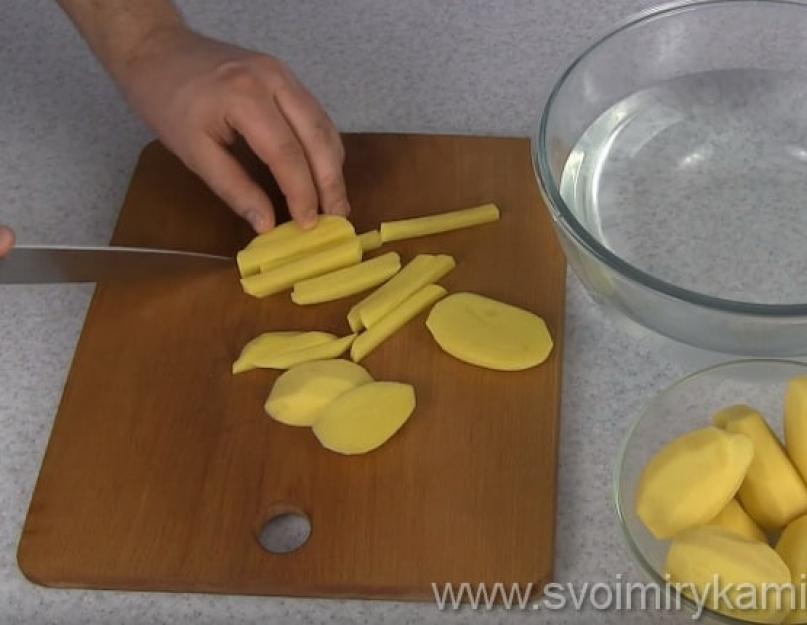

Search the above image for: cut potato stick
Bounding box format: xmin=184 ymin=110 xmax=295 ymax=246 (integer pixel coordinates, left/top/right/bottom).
xmin=349 ymin=254 xmax=455 ymax=330
xmin=291 ymin=252 xmax=402 ymax=305
xmin=232 ymin=331 xmax=336 ymax=374
xmin=347 ymin=254 xmax=434 ymax=331
xmin=379 ymin=203 xmax=500 ymax=242
xmin=351 ymin=284 xmax=447 ymax=362
xmin=237 ymin=215 xmax=355 ymax=277
xmin=347 ymin=307 xmax=363 ymax=333
xmin=358 ymin=230 xmax=383 ymax=252
xmin=243 ymin=219 xmax=303 ymax=250
xmin=241 ymin=239 xmax=362 ymax=298
xmin=255 ymin=334 xmax=357 ymax=369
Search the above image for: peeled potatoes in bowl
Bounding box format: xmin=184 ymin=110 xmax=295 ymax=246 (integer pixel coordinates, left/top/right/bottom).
xmin=616 ymin=361 xmax=807 ymax=624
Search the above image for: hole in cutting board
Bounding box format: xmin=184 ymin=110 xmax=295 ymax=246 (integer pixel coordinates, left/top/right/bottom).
xmin=258 ymin=506 xmax=311 ymax=554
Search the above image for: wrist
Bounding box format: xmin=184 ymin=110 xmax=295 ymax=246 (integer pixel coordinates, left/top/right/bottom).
xmin=109 ymin=20 xmax=192 ymax=86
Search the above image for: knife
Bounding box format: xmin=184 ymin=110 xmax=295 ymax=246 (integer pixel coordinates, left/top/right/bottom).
xmin=0 ymin=245 xmax=232 ymax=285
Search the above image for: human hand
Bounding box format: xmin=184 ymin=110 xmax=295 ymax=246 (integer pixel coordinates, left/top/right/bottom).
xmin=0 ymin=226 xmax=14 ymax=258
xmin=118 ymin=27 xmax=349 ymax=233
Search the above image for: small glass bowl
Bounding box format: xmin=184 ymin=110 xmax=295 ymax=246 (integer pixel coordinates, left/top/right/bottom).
xmin=614 ymin=359 xmax=807 ymax=623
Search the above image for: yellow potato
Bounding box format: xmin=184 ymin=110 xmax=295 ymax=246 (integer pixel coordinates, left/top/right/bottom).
xmin=232 ymin=331 xmax=336 ymax=374
xmin=425 ymin=292 xmax=553 ymax=371
xmin=785 ymin=376 xmax=807 ymax=483
xmin=253 ymin=334 xmax=357 ymax=370
xmin=358 ymin=230 xmax=383 ymax=252
xmin=291 ymin=252 xmax=401 ymax=305
xmin=347 ymin=307 xmax=363 ymax=333
xmin=379 ymin=203 xmax=500 ymax=242
xmin=351 ymin=284 xmax=447 ymax=363
xmin=240 ymin=239 xmax=362 ymax=298
xmin=716 ymin=405 xmax=807 ymax=530
xmin=776 ymin=514 xmax=807 ymax=624
xmin=348 ymin=254 xmax=455 ymax=330
xmin=707 ymin=499 xmax=767 ymax=543
xmin=265 ymin=359 xmax=373 ymax=426
xmin=312 ymin=381 xmax=416 ymax=455
xmin=666 ymin=525 xmax=792 ymax=624
xmin=635 ymin=426 xmax=753 ymax=539
xmin=237 ymin=215 xmax=355 ymax=277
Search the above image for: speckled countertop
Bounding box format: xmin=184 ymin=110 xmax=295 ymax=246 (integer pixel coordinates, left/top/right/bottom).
xmin=0 ymin=1 xmax=744 ymax=623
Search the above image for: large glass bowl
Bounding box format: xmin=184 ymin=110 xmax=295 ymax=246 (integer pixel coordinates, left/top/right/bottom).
xmin=534 ymin=0 xmax=807 ymax=356
xmin=615 ymin=359 xmax=807 ymax=623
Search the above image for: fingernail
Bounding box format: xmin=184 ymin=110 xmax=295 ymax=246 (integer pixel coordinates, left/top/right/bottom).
xmin=334 ymin=199 xmax=351 ymax=216
xmin=300 ymin=213 xmax=318 ymax=229
xmin=247 ymin=211 xmax=271 ymax=233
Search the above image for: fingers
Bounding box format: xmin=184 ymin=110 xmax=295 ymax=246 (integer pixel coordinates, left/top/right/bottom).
xmin=230 ymin=100 xmax=319 ymax=228
xmin=274 ymin=81 xmax=350 ymax=217
xmin=0 ymin=226 xmax=15 ymax=258
xmin=184 ymin=139 xmax=276 ymax=233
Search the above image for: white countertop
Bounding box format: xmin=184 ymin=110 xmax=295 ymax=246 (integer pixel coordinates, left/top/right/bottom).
xmin=0 ymin=1 xmax=733 ymax=623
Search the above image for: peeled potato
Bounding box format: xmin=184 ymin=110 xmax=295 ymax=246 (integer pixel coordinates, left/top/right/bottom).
xmin=348 ymin=254 xmax=455 ymax=330
xmin=265 ymin=359 xmax=373 ymax=426
xmin=291 ymin=252 xmax=401 ymax=305
xmin=425 ymin=292 xmax=552 ymax=371
xmin=237 ymin=215 xmax=355 ymax=277
xmin=667 ymin=525 xmax=792 ymax=624
xmin=715 ymin=405 xmax=807 ymax=530
xmin=253 ymin=334 xmax=357 ymax=370
xmin=232 ymin=331 xmax=336 ymax=374
xmin=240 ymin=239 xmax=362 ymax=298
xmin=351 ymin=284 xmax=446 ymax=362
xmin=379 ymin=203 xmax=500 ymax=242
xmin=775 ymin=514 xmax=807 ymax=624
xmin=357 ymin=230 xmax=383 ymax=252
xmin=635 ymin=426 xmax=753 ymax=539
xmin=785 ymin=376 xmax=807 ymax=483
xmin=707 ymin=499 xmax=767 ymax=543
xmin=312 ymin=382 xmax=416 ymax=455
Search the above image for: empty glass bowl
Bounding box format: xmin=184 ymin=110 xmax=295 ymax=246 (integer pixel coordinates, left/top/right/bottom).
xmin=615 ymin=359 xmax=807 ymax=623
xmin=534 ymin=0 xmax=807 ymax=355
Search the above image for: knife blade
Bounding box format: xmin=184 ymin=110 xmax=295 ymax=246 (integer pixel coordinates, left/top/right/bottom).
xmin=0 ymin=245 xmax=232 ymax=285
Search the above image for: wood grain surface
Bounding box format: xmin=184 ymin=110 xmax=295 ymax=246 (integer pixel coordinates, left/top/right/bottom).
xmin=17 ymin=134 xmax=566 ymax=601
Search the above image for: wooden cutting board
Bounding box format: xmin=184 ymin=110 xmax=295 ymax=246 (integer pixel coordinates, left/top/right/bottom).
xmin=18 ymin=134 xmax=566 ymax=601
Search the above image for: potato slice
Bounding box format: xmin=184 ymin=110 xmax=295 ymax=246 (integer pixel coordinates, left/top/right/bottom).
xmin=351 ymin=284 xmax=447 ymax=363
xmin=785 ymin=375 xmax=807 ymax=483
xmin=358 ymin=230 xmax=383 ymax=252
xmin=707 ymin=499 xmax=767 ymax=543
xmin=253 ymin=334 xmax=357 ymax=369
xmin=265 ymin=359 xmax=373 ymax=426
xmin=715 ymin=405 xmax=807 ymax=530
xmin=291 ymin=252 xmax=401 ymax=305
xmin=425 ymin=292 xmax=552 ymax=371
xmin=241 ymin=239 xmax=362 ymax=298
xmin=348 ymin=254 xmax=455 ymax=330
xmin=237 ymin=215 xmax=355 ymax=277
xmin=775 ymin=514 xmax=807 ymax=623
xmin=379 ymin=203 xmax=500 ymax=242
xmin=312 ymin=381 xmax=416 ymax=455
xmin=635 ymin=427 xmax=753 ymax=539
xmin=667 ymin=526 xmax=791 ymax=624
xmin=232 ymin=331 xmax=336 ymax=374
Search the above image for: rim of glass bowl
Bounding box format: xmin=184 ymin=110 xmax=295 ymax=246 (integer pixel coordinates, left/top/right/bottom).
xmin=533 ymin=0 xmax=807 ymax=317
xmin=612 ymin=358 xmax=807 ymax=624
